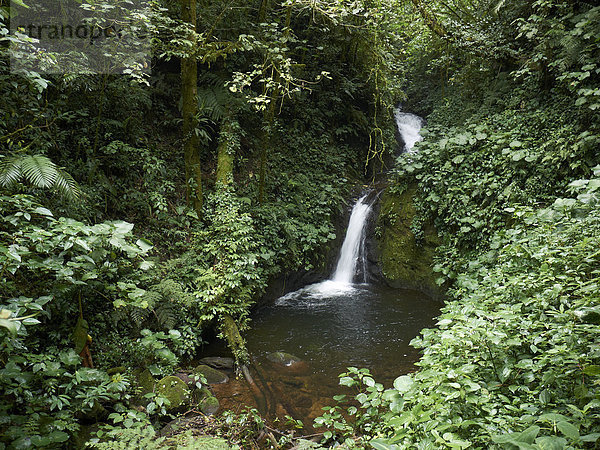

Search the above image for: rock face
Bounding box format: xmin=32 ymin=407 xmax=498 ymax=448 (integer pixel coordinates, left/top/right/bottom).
xmin=155 ymin=376 xmax=191 ymax=411
xmin=193 ymin=364 xmax=229 ymax=384
xmin=266 ymin=351 xmax=301 ymax=366
xmin=375 ymin=185 xmax=441 ymax=299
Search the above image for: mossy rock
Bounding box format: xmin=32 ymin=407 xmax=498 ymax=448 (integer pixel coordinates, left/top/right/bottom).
xmin=155 ymin=375 xmax=191 ymax=411
xmin=376 ymin=186 xmax=441 ymax=297
xmin=266 ymin=351 xmax=301 ymax=366
xmin=192 ymin=364 xmax=229 ymax=384
xmin=191 ymin=387 xmax=220 ymax=416
xmin=199 ymin=394 xmax=220 ymax=415
xmin=134 ymin=368 xmax=156 ymax=395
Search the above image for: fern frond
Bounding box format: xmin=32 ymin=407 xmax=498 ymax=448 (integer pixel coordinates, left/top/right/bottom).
xmin=155 ymin=303 xmax=176 ymax=330
xmin=0 ymin=156 xmax=23 ymax=186
xmin=131 ymin=307 xmax=150 ymax=328
xmin=0 ymin=155 xmax=81 ymax=199
xmin=142 ymin=290 xmax=162 ymax=310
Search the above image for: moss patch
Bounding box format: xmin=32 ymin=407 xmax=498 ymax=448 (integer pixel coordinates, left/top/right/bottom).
xmin=155 ymin=376 xmax=191 ymax=411
xmin=192 ymin=365 xmax=229 ymax=384
xmin=376 ymin=186 xmax=440 ymax=296
xmin=134 ymin=368 xmax=156 ymax=394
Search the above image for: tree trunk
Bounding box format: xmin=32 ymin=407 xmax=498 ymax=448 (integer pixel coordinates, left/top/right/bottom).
xmin=182 ymin=0 xmax=203 ymax=216
xmin=220 ymin=314 xmax=250 ymax=370
xmin=215 ymin=115 xmax=237 ymax=188
xmin=410 ymin=0 xmax=448 ymax=38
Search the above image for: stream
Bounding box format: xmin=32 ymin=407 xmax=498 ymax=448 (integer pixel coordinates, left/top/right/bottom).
xmin=202 ymin=173 xmax=440 ymax=427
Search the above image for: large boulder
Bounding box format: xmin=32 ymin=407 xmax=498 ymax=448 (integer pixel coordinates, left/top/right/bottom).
xmin=155 ymin=376 xmax=191 ymax=411
xmin=135 ymin=368 xmax=156 ymax=394
xmin=192 ymin=364 xmax=229 ymax=384
xmin=375 ymin=185 xmax=441 ymax=299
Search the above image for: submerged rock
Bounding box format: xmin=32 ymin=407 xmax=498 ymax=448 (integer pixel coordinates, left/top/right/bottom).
xmin=155 ymin=376 xmax=191 ymax=411
xmin=193 ymin=364 xmax=229 ymax=384
xmin=266 ymin=351 xmax=301 ymax=366
xmin=199 ymin=356 xmax=235 ymax=370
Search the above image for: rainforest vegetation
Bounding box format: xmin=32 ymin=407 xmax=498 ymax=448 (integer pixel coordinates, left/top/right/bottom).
xmin=1 ymin=0 xmax=599 ymax=448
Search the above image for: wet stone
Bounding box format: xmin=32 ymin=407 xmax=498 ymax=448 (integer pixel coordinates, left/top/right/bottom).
xmin=266 ymin=351 xmax=302 ymax=366
xmin=155 ymin=376 xmax=191 ymax=411
xmin=199 ymin=356 xmax=235 ymax=370
xmin=193 ymin=364 xmax=229 ymax=384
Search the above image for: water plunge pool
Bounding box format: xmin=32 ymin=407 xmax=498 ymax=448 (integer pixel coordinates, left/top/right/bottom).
xmin=204 ymin=283 xmax=439 ymax=426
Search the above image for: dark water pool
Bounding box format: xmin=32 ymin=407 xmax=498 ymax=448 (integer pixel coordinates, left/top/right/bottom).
xmin=203 ymin=281 xmax=440 ymax=425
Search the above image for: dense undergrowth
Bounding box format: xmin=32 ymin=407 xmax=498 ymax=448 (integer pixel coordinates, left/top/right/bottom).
xmin=0 ymin=1 xmax=396 ymax=447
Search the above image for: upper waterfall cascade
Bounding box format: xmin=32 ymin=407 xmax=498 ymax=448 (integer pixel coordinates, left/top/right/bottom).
xmin=395 ymin=107 xmax=424 ymax=152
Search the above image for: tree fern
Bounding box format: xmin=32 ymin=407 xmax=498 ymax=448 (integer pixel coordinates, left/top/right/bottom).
xmin=0 ymin=155 xmax=81 ymax=199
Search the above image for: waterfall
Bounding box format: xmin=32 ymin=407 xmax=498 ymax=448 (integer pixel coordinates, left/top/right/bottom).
xmin=331 ymin=193 xmax=373 ymax=284
xmin=395 ymin=106 xmax=423 ymax=152
xmin=276 ymin=193 xmax=375 ymax=302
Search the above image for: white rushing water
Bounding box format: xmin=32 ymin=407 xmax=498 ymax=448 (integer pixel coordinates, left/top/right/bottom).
xmin=331 ymin=193 xmax=372 ymax=284
xmin=277 ymin=193 xmax=374 ymax=302
xmin=395 ymin=106 xmax=423 ymax=152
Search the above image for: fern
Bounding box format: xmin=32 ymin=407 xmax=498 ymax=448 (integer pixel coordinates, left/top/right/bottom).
xmin=155 ymin=303 xmax=176 ymax=330
xmin=197 ymin=72 xmax=243 ymax=124
xmin=86 ymin=426 xmax=165 ymax=449
xmin=130 ymin=307 xmax=150 ymax=329
xmin=0 ymin=155 xmax=81 ymax=199
xmin=152 ymin=279 xmax=194 ymax=305
xmin=142 ymin=290 xmax=162 ymax=309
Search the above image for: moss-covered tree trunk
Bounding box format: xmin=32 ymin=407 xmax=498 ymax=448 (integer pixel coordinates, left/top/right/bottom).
xmin=182 ymin=0 xmax=203 ymax=215
xmin=215 ymin=115 xmax=238 ymax=188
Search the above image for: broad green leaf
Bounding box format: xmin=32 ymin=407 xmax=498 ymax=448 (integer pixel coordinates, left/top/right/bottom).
xmin=534 ymin=436 xmax=566 ymax=449
xmin=557 ymin=421 xmax=579 ymax=440
xmin=136 ymin=238 xmax=153 ymax=253
xmin=393 ymin=375 xmax=414 ymax=393
xmin=0 ymin=318 xmax=18 ymax=335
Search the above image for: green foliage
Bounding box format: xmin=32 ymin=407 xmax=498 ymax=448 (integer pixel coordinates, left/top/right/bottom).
xmin=0 ymin=155 xmax=82 ymax=200
xmin=346 ymin=172 xmax=600 ymax=448
xmin=0 ymin=195 xmax=154 ymax=448
xmin=391 ymin=94 xmax=598 ymax=256
xmin=0 ymin=349 xmax=132 ymax=448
